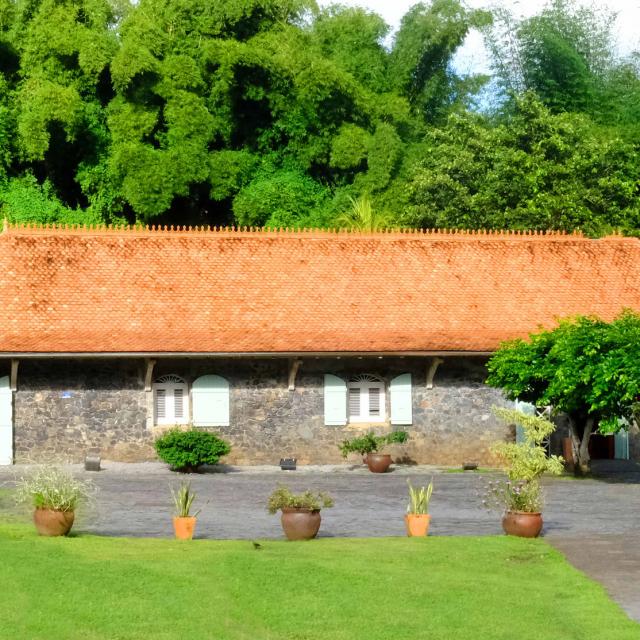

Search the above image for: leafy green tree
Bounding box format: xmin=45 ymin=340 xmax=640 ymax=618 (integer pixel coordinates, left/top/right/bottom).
xmin=389 ymin=0 xmax=491 ymax=122
xmin=405 ymin=94 xmax=640 ymax=235
xmin=486 ymin=312 xmax=640 ymax=474
xmin=486 ymin=0 xmax=640 ymax=130
xmin=1 ymin=0 xmax=123 ymax=221
xmin=232 ymin=166 xmax=330 ymax=229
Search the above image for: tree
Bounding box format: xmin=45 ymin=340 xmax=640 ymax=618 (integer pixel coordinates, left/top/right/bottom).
xmin=485 ymin=0 xmax=640 ymax=130
xmin=6 ymin=0 xmax=124 ymax=219
xmin=405 ymin=94 xmax=640 ymax=235
xmin=336 ymin=194 xmax=391 ymax=231
xmin=486 ymin=312 xmax=640 ymax=474
xmin=389 ymin=0 xmax=491 ymax=122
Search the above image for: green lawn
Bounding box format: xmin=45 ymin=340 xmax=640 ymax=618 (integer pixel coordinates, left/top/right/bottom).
xmin=0 ymin=523 xmax=637 ymax=640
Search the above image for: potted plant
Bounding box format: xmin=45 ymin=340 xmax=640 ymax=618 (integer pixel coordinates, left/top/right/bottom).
xmin=16 ymin=466 xmax=93 ymax=537
xmin=484 ymin=408 xmax=564 ymax=537
xmin=154 ymin=427 xmax=231 ymax=472
xmin=405 ymin=478 xmax=433 ymax=537
xmin=267 ymin=486 xmax=334 ymax=540
xmin=171 ymin=481 xmax=200 ymax=540
xmin=339 ymin=430 xmax=408 ymax=473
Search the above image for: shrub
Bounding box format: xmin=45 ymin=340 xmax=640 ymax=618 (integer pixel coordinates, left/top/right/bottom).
xmin=16 ymin=467 xmax=94 ymax=512
xmin=267 ymin=486 xmax=334 ymax=514
xmin=482 ymin=408 xmax=564 ymax=513
xmin=154 ymin=428 xmax=231 ymax=472
xmin=339 ymin=430 xmax=408 ymax=458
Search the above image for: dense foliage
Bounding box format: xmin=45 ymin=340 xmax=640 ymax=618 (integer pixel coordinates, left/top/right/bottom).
xmin=16 ymin=466 xmax=94 ymax=511
xmin=154 ymin=428 xmax=231 ymax=472
xmin=339 ymin=430 xmax=408 ymax=458
xmin=267 ymin=485 xmax=334 ymax=513
xmin=1 ymin=0 xmax=637 ymax=233
xmin=486 ymin=312 xmax=640 ymax=473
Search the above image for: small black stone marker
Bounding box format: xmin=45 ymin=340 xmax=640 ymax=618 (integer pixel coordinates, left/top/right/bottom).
xmin=85 ymin=450 xmax=101 ymax=472
xmin=279 ymin=457 xmax=297 ymax=471
xmin=462 ymin=461 xmax=479 ymax=471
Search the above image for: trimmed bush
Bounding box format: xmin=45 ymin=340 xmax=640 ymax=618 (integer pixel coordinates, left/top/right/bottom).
xmin=154 ymin=428 xmax=231 ymax=472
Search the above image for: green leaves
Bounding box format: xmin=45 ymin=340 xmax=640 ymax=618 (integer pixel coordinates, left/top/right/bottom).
xmin=154 ymin=428 xmax=231 ymax=472
xmin=406 ymin=95 xmax=640 ymax=235
xmin=267 ymin=486 xmax=334 ymax=514
xmin=487 ymin=312 xmax=640 ymax=435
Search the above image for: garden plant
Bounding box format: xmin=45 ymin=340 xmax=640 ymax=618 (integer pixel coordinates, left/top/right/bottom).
xmin=171 ymin=481 xmax=201 ymax=540
xmin=405 ymin=478 xmax=434 ymax=537
xmin=16 ymin=466 xmax=94 ymax=536
xmin=485 ymin=408 xmax=564 ymax=537
xmin=154 ymin=428 xmax=231 ymax=472
xmin=268 ymin=486 xmax=334 ymax=541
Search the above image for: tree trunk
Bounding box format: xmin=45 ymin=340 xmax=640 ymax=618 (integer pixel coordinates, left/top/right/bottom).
xmin=568 ymin=416 xmax=594 ymax=475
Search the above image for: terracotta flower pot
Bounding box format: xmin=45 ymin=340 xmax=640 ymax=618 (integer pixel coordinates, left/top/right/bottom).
xmin=405 ymin=514 xmax=431 ymax=537
xmin=280 ymin=508 xmax=322 ymax=540
xmin=33 ymin=508 xmax=75 ymax=536
xmin=366 ymin=453 xmax=392 ymax=473
xmin=502 ymin=511 xmax=543 ymax=538
xmin=173 ymin=516 xmax=197 ymax=540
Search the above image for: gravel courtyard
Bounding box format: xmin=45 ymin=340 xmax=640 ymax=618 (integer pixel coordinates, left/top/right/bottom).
xmin=2 ymin=461 xmax=639 ymax=621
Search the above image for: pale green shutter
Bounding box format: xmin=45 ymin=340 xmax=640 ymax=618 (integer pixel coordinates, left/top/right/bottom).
xmin=0 ymin=376 xmax=12 ymax=465
xmin=324 ymin=374 xmax=347 ymax=426
xmin=514 ymin=400 xmax=536 ymax=444
xmin=390 ymin=374 xmax=412 ymax=425
xmin=615 ymin=420 xmax=630 ymax=460
xmin=192 ymin=375 xmax=230 ymax=427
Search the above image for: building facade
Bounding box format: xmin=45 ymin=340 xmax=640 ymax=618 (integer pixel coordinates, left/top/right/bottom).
xmin=1 ymin=225 xmax=639 ymax=465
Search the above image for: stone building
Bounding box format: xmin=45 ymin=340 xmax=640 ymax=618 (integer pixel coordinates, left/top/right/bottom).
xmin=1 ymin=224 xmax=639 ymax=465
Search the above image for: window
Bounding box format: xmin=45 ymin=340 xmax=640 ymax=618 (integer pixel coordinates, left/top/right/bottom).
xmin=153 ymin=375 xmax=189 ymax=425
xmin=347 ymin=375 xmax=385 ymax=423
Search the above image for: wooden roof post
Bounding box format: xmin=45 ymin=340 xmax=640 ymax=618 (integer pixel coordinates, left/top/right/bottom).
xmin=426 ymin=357 xmax=444 ymax=390
xmin=288 ymin=358 xmax=303 ymax=391
xmin=144 ymin=359 xmax=157 ymax=392
xmin=10 ymin=359 xmax=18 ymax=391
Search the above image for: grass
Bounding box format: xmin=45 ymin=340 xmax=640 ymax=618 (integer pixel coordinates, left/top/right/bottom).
xmin=0 ymin=523 xmax=637 ymax=640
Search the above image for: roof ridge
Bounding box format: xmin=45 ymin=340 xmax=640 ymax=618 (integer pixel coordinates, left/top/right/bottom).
xmin=0 ymin=221 xmax=602 ymax=240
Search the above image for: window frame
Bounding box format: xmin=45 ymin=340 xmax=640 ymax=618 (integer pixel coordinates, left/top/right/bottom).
xmin=153 ymin=375 xmax=190 ymax=426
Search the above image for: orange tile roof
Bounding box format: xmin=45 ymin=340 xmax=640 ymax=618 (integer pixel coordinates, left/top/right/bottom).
xmin=1 ymin=224 xmax=639 ymax=354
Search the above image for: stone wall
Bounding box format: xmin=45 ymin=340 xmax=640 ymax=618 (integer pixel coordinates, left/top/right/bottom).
xmin=10 ymin=356 xmax=519 ymax=465
xmin=13 ymin=359 xmax=150 ymax=462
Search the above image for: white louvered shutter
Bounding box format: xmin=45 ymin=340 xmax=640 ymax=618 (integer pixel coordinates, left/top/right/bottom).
xmin=390 ymin=374 xmax=412 ymax=425
xmin=0 ymin=377 xmax=12 ymax=465
xmin=155 ymin=389 xmax=166 ymax=422
xmin=614 ymin=419 xmax=630 ymax=460
xmin=368 ymin=387 xmax=381 ymax=417
xmin=348 ymin=387 xmax=361 ymax=419
xmin=192 ymin=375 xmax=230 ymax=427
xmin=324 ymin=374 xmax=347 ymax=426
xmin=174 ymin=389 xmax=184 ymax=419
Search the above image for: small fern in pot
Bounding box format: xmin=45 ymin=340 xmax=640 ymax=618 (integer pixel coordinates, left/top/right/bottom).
xmin=171 ymin=481 xmax=200 ymax=540
xmin=405 ymin=478 xmax=433 ymax=537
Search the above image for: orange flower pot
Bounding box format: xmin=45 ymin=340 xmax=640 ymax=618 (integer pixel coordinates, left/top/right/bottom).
xmin=405 ymin=514 xmax=431 ymax=537
xmin=173 ymin=516 xmax=197 ymax=540
xmin=502 ymin=511 xmax=543 ymax=538
xmin=34 ymin=508 xmax=75 ymax=537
